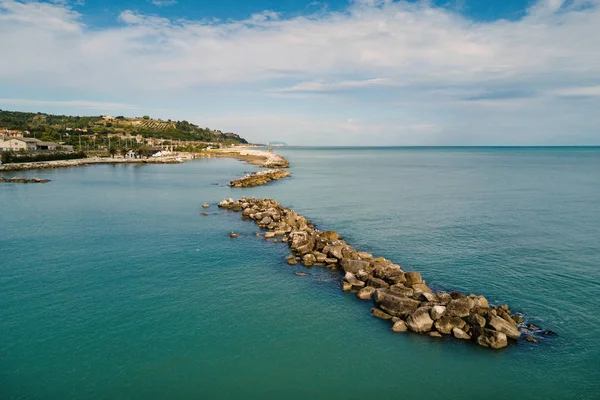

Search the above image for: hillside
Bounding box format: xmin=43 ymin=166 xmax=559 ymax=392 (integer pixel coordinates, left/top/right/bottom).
xmin=0 ymin=109 xmax=248 ymax=146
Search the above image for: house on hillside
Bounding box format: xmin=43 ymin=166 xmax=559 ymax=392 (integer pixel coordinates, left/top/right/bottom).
xmin=0 ymin=137 xmax=65 ymax=152
xmin=0 ymin=137 xmax=39 ymax=151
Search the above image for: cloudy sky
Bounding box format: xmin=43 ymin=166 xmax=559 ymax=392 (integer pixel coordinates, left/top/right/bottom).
xmin=1 ymin=0 xmax=599 ymax=145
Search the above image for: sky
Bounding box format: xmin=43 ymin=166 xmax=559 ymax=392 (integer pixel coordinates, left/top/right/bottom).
xmin=1 ymin=0 xmax=599 ymax=145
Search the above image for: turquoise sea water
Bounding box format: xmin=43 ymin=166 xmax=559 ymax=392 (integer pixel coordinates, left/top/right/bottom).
xmin=1 ymin=147 xmax=599 ymax=399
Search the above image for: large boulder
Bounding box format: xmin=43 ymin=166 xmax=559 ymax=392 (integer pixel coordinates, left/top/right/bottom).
xmin=435 ymin=292 xmax=453 ymax=304
xmin=453 ymin=327 xmax=471 ymax=340
xmin=371 ymin=308 xmax=393 ymax=320
xmin=390 ymin=285 xmax=414 ymax=297
xmin=341 ymin=259 xmax=370 ymax=274
xmin=367 ymin=277 xmax=390 ymax=289
xmin=488 ymin=314 xmax=521 ymax=340
xmin=446 ymin=297 xmax=475 ymax=318
xmin=430 ymin=305 xmax=447 ymax=320
xmin=344 ymin=272 xmax=365 ymax=289
xmin=357 ymin=286 xmax=377 ymax=300
xmin=406 ymin=307 xmax=434 ymax=333
xmin=392 ymin=320 xmax=408 ymax=333
xmin=328 ymin=246 xmax=344 ymax=260
xmin=434 ymin=316 xmax=466 ymax=335
xmin=476 ymin=329 xmax=508 ymax=349
xmin=404 ymin=272 xmax=423 ymax=286
xmin=374 ymin=289 xmax=421 ymax=317
xmin=302 ymin=254 xmax=316 ymax=267
xmin=469 ymin=313 xmax=487 ymax=328
xmin=411 ymin=283 xmax=432 ymax=293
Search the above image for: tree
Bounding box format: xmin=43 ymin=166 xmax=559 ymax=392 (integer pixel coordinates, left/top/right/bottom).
xmin=108 ymin=147 xmax=117 ymax=158
xmin=137 ymin=145 xmax=151 ymax=158
xmin=119 ymin=147 xmax=129 ymax=157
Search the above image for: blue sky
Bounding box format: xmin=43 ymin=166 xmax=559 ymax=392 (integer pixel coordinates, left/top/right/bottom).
xmin=1 ymin=0 xmax=599 ymax=145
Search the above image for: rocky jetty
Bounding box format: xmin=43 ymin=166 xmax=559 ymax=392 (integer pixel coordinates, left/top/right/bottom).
xmin=0 ymin=155 xmax=192 ymax=172
xmin=0 ymin=177 xmax=50 ymax=183
xmin=218 ymin=197 xmax=544 ymax=350
xmin=228 ymin=169 xmax=291 ymax=188
xmin=210 ymin=147 xmax=290 ymax=168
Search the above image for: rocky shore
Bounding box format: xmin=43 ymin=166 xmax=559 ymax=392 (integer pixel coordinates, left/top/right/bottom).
xmin=219 ymin=197 xmax=548 ymax=350
xmin=0 ymin=177 xmax=50 ymax=183
xmin=209 ymin=147 xmax=290 ymax=168
xmin=0 ymin=154 xmax=192 ymax=172
xmin=228 ymin=169 xmax=291 ymax=188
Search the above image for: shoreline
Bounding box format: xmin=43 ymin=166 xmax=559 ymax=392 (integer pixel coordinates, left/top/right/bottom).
xmin=219 ymin=197 xmax=550 ymax=350
xmin=0 ymin=146 xmax=290 ymax=172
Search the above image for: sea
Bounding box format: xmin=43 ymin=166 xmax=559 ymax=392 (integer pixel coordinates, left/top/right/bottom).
xmin=1 ymin=147 xmax=599 ymax=399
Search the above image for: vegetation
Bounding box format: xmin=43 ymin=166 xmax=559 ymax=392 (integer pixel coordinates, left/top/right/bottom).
xmin=0 ymin=109 xmax=248 ymax=150
xmin=1 ymin=151 xmax=87 ymax=164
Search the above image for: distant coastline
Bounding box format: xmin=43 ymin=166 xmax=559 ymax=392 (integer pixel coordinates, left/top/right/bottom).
xmin=0 ymin=146 xmax=290 ymax=173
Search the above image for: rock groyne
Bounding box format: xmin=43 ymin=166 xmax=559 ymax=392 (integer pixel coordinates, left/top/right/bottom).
xmin=0 ymin=155 xmax=192 ymax=172
xmin=210 ymin=147 xmax=290 ymax=168
xmin=228 ymin=169 xmax=291 ymax=188
xmin=218 ymin=197 xmax=546 ymax=350
xmin=0 ymin=177 xmax=50 ymax=183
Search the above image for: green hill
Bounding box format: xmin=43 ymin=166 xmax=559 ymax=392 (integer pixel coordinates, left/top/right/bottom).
xmin=0 ymin=109 xmax=248 ymax=146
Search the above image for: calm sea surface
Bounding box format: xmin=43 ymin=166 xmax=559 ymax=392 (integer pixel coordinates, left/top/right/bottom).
xmin=1 ymin=147 xmax=599 ymax=399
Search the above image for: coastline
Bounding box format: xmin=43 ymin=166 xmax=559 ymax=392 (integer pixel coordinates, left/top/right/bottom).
xmin=0 ymin=146 xmax=290 ymax=172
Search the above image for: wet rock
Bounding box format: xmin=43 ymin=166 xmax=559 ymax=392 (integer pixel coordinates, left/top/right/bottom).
xmin=525 ymin=335 xmax=538 ymax=343
xmin=201 ymin=212 xmax=209 ymax=216
xmin=302 ymin=254 xmax=316 ymax=267
xmin=392 ymin=320 xmax=408 ymax=333
xmin=429 ymin=331 xmax=443 ymax=338
xmin=357 ymin=251 xmax=373 ymax=260
xmin=202 ymin=203 xmax=210 ymax=208
xmin=374 ymin=289 xmax=421 ymax=318
xmin=229 ymin=232 xmax=239 ymax=238
xmin=357 ymin=286 xmax=377 ymax=300
xmin=512 ymin=314 xmax=524 ymax=324
xmin=295 ymin=272 xmax=309 ymax=277
xmin=488 ymin=314 xmax=521 ymax=340
xmin=476 ymin=329 xmax=508 ymax=349
xmin=371 ymin=308 xmax=393 ymax=320
xmin=287 ymin=259 xmax=298 ymax=265
xmin=264 ymin=232 xmax=276 ymax=239
xmin=406 ymin=307 xmax=434 ymax=333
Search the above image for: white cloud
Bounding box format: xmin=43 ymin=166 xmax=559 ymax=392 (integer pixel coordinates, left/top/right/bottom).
xmin=0 ymin=0 xmax=599 ymax=144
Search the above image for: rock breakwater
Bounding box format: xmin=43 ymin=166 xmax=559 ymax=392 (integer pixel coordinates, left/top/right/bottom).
xmin=211 ymin=147 xmax=290 ymax=168
xmin=218 ymin=197 xmax=545 ymax=350
xmin=0 ymin=177 xmax=50 ymax=183
xmin=228 ymin=169 xmax=291 ymax=188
